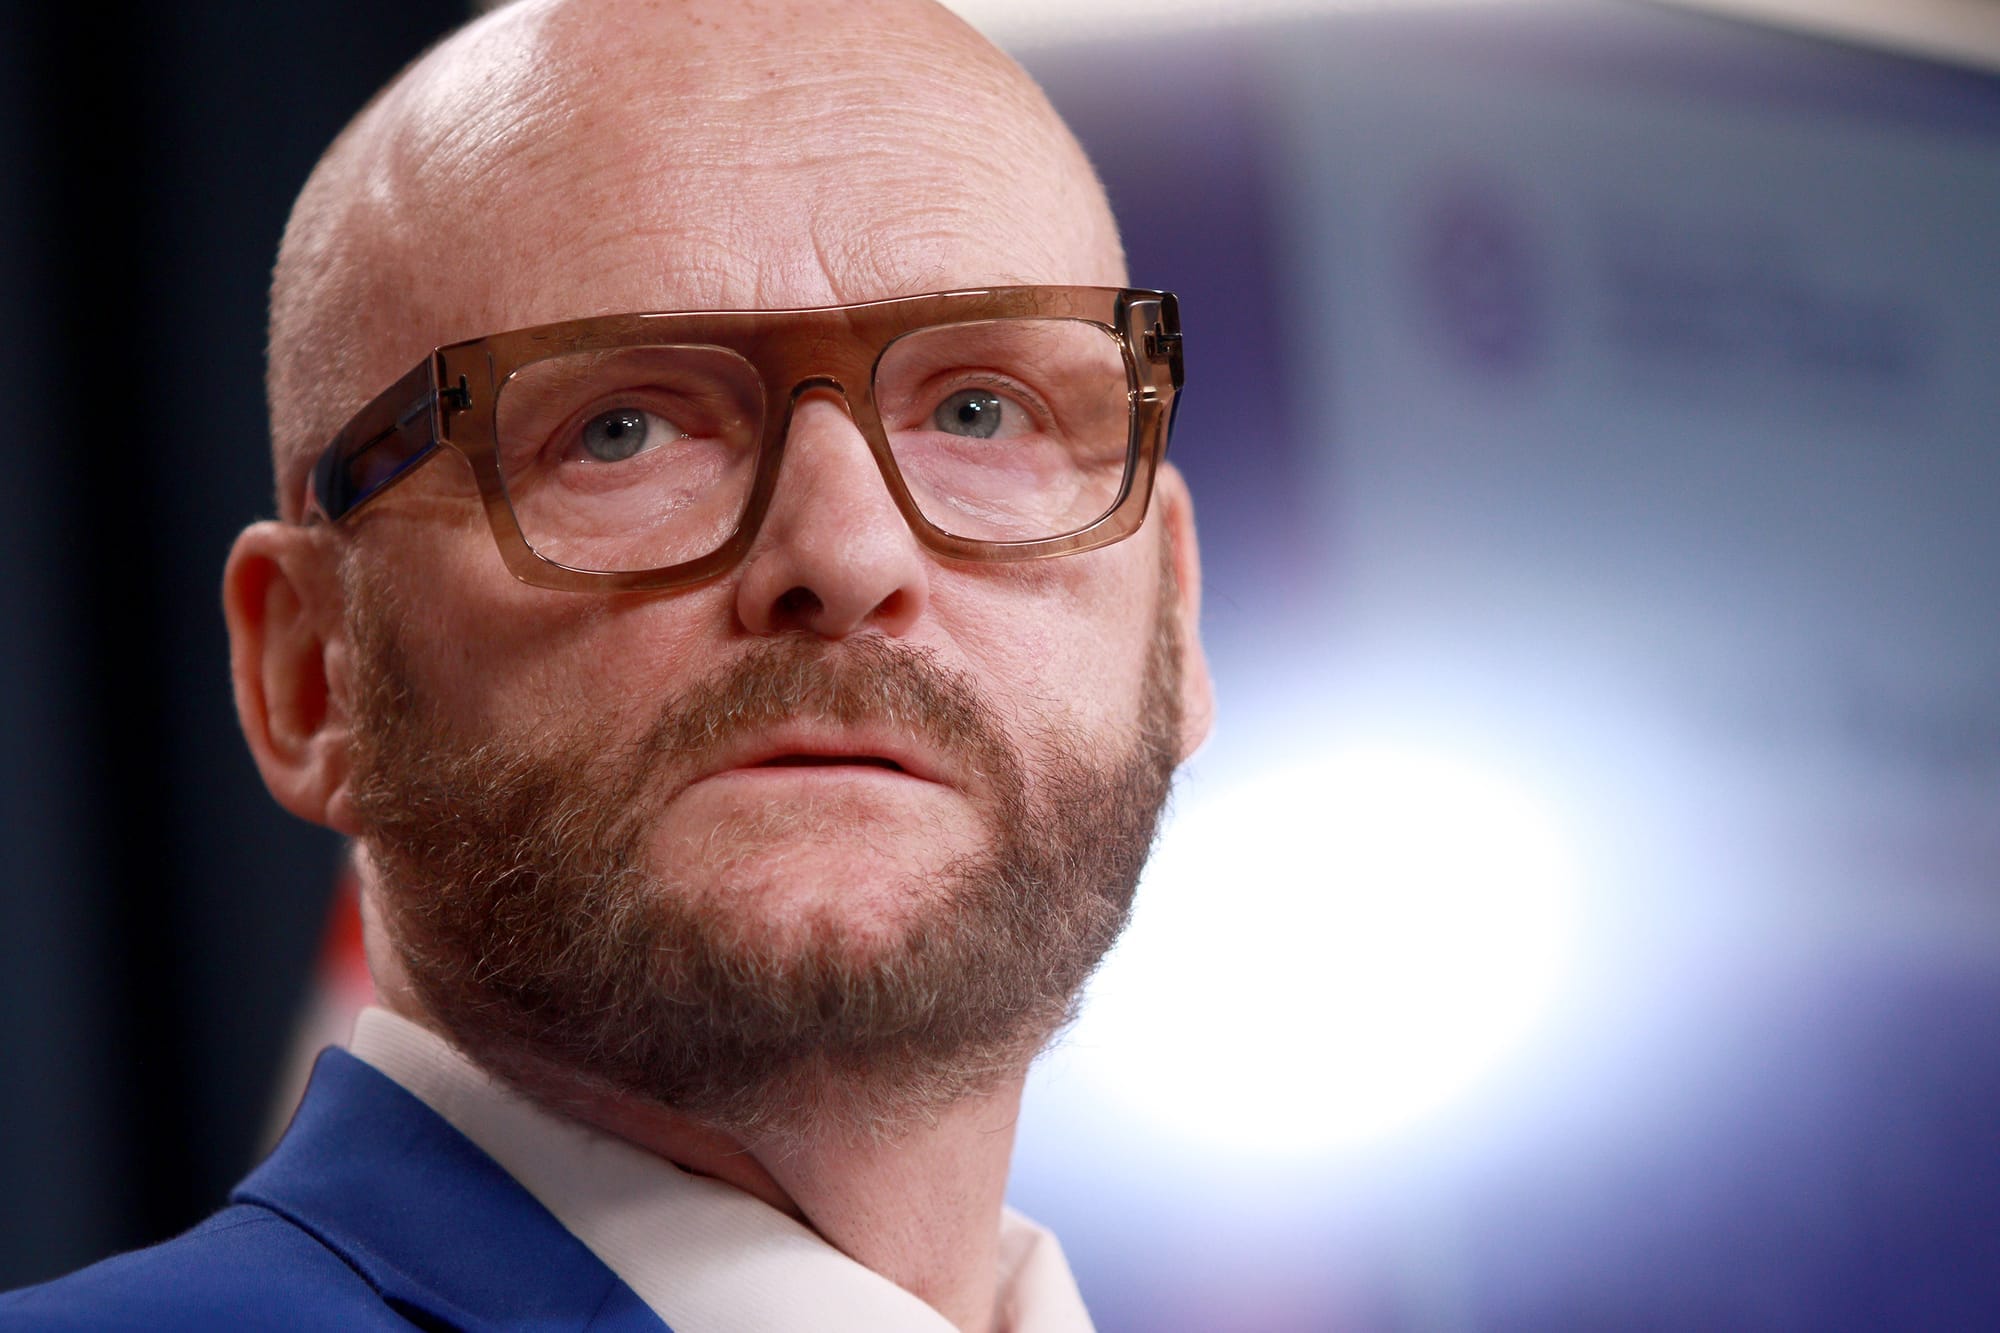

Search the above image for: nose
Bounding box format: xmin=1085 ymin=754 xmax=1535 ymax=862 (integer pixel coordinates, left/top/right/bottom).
xmin=733 ymin=394 xmax=930 ymax=638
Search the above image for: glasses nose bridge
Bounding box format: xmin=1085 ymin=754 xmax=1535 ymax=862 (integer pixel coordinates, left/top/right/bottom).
xmin=768 ymin=368 xmax=904 ymax=493
xmin=756 ymin=289 xmax=884 ymax=443
xmin=787 ymin=371 xmax=853 ymax=408
xmin=759 ymin=322 xmax=882 ymax=458
xmin=749 ymin=349 xmax=938 ymax=565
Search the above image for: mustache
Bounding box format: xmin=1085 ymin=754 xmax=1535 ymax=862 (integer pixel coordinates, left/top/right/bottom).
xmin=597 ymin=635 xmax=1023 ymax=804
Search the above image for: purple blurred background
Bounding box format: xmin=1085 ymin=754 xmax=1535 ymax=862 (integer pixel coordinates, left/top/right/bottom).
xmin=999 ymin=5 xmax=2000 ymax=1328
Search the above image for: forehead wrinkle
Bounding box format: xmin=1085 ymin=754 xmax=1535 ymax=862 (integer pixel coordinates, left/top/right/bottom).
xmin=393 ymin=104 xmax=1094 ymax=319
xmin=368 ymin=0 xmax=1101 ymax=293
xmin=428 ymin=129 xmax=1111 ymax=325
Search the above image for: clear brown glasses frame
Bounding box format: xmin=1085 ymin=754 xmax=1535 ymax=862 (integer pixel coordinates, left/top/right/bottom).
xmin=306 ymin=285 xmax=1185 ymax=593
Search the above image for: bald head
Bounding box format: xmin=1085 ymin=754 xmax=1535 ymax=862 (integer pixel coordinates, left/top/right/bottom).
xmin=267 ymin=0 xmax=1125 ymax=518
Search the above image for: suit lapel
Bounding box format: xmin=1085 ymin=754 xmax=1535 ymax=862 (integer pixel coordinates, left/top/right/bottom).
xmin=235 ymin=1048 xmax=666 ymax=1332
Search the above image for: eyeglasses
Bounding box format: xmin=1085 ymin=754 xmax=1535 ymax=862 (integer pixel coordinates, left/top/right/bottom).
xmin=305 ymin=286 xmax=1185 ymax=592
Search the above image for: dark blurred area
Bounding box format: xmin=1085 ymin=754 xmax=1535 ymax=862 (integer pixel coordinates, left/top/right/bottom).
xmin=4 ymin=1 xmax=2000 ymax=1329
xmin=0 ymin=0 xmax=464 ymax=1282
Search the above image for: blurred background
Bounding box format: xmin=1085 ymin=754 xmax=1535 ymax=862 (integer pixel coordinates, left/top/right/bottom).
xmin=3 ymin=0 xmax=1998 ymax=1327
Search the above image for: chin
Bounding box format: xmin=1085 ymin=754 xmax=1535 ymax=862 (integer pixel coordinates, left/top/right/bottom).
xmin=645 ymin=794 xmax=989 ymax=915
xmin=645 ymin=836 xmax=988 ymax=952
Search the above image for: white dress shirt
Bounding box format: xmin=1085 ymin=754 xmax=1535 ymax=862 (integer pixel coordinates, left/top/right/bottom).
xmin=348 ymin=1007 xmax=1095 ymax=1333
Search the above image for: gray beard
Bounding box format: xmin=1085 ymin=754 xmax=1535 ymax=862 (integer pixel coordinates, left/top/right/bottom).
xmin=345 ymin=578 xmax=1181 ymax=1143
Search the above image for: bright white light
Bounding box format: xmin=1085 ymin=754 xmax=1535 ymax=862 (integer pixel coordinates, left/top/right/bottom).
xmin=940 ymin=0 xmax=2000 ymax=71
xmin=1068 ymin=745 xmax=1581 ymax=1154
xmin=938 ymin=0 xmax=1521 ymax=51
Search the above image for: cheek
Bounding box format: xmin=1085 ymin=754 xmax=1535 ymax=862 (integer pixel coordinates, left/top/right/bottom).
xmin=364 ymin=518 xmax=734 ymax=740
xmin=943 ymin=544 xmax=1162 ymax=741
xmin=357 ymin=496 xmax=1166 ymax=749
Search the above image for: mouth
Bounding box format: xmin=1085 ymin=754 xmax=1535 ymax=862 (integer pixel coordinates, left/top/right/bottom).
xmin=696 ymin=730 xmax=947 ymax=788
xmin=748 ymin=754 xmax=908 ymax=773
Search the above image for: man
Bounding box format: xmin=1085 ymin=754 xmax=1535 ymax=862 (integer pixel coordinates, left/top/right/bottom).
xmin=2 ymin=0 xmax=1209 ymax=1327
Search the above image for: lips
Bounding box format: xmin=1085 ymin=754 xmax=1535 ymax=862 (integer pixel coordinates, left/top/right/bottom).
xmin=695 ymin=728 xmax=950 ymax=788
xmin=748 ymin=754 xmax=905 ymax=771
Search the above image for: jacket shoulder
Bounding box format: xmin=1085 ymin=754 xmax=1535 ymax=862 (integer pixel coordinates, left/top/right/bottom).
xmin=0 ymin=1201 xmax=416 ymax=1331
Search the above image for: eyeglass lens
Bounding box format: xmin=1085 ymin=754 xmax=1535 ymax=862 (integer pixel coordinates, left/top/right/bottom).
xmin=491 ymin=317 xmax=1133 ymax=573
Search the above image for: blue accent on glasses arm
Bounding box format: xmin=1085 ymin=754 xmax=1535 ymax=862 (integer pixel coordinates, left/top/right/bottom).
xmin=309 ymin=359 xmax=443 ymax=522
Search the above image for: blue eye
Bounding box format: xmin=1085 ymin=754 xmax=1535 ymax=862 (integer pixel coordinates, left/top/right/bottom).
xmin=932 ymin=389 xmax=1004 ymax=439
xmin=581 ymin=407 xmax=675 ymax=461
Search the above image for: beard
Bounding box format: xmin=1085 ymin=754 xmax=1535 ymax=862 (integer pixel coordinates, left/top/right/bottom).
xmin=345 ymin=567 xmax=1183 ymax=1143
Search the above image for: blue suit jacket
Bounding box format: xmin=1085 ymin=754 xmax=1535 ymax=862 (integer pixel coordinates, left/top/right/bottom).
xmin=0 ymin=1049 xmax=668 ymax=1331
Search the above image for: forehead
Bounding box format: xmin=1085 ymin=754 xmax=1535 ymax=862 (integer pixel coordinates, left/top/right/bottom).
xmin=374 ymin=8 xmax=1123 ymax=348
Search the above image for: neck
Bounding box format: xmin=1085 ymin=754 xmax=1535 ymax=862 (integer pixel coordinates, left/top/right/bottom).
xmin=581 ymin=1072 xmax=1028 ymax=1333
xmin=372 ymin=975 xmax=1025 ymax=1333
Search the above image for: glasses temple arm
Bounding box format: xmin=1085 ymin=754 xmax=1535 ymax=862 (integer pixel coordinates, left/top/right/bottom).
xmin=307 ymin=356 xmax=449 ymax=522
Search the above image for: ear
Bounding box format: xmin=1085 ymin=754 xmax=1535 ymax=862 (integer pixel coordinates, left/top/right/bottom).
xmin=222 ymin=521 xmax=363 ymax=835
xmin=1153 ymin=463 xmax=1214 ymax=761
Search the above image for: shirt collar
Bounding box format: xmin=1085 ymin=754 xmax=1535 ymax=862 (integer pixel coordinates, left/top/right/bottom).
xmin=348 ymin=1007 xmax=1094 ymax=1333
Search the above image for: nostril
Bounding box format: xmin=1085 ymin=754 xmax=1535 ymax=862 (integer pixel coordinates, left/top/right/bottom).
xmin=871 ymin=588 xmax=916 ymax=630
xmin=772 ymin=586 xmax=824 ymax=628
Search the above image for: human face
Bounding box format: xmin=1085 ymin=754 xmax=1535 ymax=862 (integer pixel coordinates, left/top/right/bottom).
xmin=252 ymin=0 xmax=1212 ymax=1122
xmin=318 ymin=2 xmax=1200 ymax=938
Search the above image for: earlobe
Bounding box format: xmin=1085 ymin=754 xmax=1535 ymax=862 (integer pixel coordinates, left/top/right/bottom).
xmin=222 ymin=521 xmax=361 ymax=834
xmin=1154 ymin=464 xmax=1215 ymax=761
